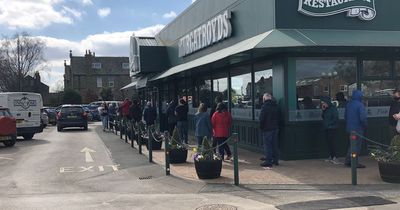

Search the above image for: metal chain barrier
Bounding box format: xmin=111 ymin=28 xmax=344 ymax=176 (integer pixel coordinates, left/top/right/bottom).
xmin=353 ymin=132 xmax=391 ymax=148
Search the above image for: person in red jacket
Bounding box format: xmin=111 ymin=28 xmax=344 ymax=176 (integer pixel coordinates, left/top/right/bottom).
xmin=211 ymin=103 xmax=232 ymax=160
xmin=120 ymin=98 xmax=132 ymax=118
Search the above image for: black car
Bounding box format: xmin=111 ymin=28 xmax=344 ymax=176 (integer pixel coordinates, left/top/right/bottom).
xmin=57 ymin=105 xmax=88 ymax=132
xmin=44 ymin=107 xmax=57 ymax=125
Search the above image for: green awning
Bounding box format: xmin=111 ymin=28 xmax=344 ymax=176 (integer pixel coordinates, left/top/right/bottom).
xmin=149 ymin=30 xmax=273 ymax=81
xmin=256 ymin=29 xmax=400 ymax=48
xmin=150 ymin=29 xmax=400 ymax=81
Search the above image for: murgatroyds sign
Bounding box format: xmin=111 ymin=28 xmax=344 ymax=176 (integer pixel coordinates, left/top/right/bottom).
xmin=298 ymin=0 xmax=376 ymax=21
xmin=178 ymin=10 xmax=232 ymax=57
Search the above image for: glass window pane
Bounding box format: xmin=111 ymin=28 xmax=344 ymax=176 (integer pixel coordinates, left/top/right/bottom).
xmin=231 ymin=70 xmax=252 ymax=120
xmin=361 ymin=80 xmax=399 ymax=107
xmin=363 ymin=60 xmax=391 ymax=77
xmin=395 ymin=61 xmax=400 ymax=76
xmin=197 ymin=78 xmax=212 ymax=108
xmin=291 ymin=58 xmax=356 ymax=121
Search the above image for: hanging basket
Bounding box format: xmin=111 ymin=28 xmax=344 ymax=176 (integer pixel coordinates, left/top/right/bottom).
xmin=169 ymin=148 xmax=188 ymax=164
xmin=194 ymin=159 xmax=222 ymax=179
xmin=378 ymin=161 xmax=400 ymax=183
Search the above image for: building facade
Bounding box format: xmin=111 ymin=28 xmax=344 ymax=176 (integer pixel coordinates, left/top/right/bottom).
xmin=129 ymin=0 xmax=400 ymax=160
xmin=64 ymin=51 xmax=130 ymax=103
xmin=22 ymin=72 xmax=50 ymax=105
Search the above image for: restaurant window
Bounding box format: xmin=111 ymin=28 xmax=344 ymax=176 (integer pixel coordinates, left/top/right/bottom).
xmin=254 ymin=61 xmax=273 ymax=119
xmin=395 ymin=61 xmax=400 ymax=77
xmin=122 ymin=62 xmax=129 ymax=69
xmin=362 ymin=60 xmax=391 ymax=78
xmin=212 ymin=71 xmax=229 ymax=108
xmin=194 ymin=76 xmax=212 ymax=108
xmin=231 ymin=65 xmax=252 ymax=120
xmin=291 ymin=58 xmax=356 ymax=121
xmin=361 ymin=80 xmax=398 ymax=107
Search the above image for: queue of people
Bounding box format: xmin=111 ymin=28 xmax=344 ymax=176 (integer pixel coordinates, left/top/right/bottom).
xmin=99 ymin=87 xmax=400 ymax=170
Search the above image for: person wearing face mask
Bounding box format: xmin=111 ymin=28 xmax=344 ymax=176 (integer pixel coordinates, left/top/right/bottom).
xmin=388 ymin=88 xmax=400 ymax=137
xmin=321 ymin=96 xmax=340 ymax=164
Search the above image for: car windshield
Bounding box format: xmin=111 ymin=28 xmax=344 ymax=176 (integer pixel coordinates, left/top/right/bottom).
xmin=0 ymin=109 xmax=12 ymax=117
xmin=61 ymin=107 xmax=83 ymax=114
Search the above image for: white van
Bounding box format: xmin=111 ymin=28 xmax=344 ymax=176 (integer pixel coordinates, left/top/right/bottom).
xmin=0 ymin=92 xmax=43 ymax=140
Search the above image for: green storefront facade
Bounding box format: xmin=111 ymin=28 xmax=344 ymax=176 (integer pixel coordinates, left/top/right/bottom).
xmin=132 ymin=0 xmax=400 ymax=160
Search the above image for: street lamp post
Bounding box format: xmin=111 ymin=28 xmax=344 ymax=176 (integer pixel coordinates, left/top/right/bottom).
xmin=322 ymin=71 xmax=338 ymax=99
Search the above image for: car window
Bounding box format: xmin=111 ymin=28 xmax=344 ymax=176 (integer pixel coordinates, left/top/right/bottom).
xmin=0 ymin=109 xmax=12 ymax=117
xmin=61 ymin=107 xmax=83 ymax=114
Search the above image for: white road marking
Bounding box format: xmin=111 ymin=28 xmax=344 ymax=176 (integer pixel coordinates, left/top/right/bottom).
xmin=80 ymin=147 xmax=96 ymax=163
xmin=0 ymin=157 xmax=13 ymax=160
xmin=59 ymin=165 xmax=120 ymax=173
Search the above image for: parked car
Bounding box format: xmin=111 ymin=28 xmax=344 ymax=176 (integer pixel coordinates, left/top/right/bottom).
xmin=88 ymin=105 xmax=100 ymax=121
xmin=57 ymin=105 xmax=88 ymax=132
xmin=0 ymin=107 xmax=17 ymax=147
xmin=44 ymin=107 xmax=57 ymax=125
xmin=82 ymin=106 xmax=93 ymax=121
xmin=0 ymin=92 xmax=43 ymax=140
xmin=40 ymin=108 xmax=49 ymax=128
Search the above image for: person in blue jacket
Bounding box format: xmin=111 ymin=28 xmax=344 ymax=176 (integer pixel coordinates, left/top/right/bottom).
xmin=344 ymin=90 xmax=367 ymax=168
xmin=194 ymin=103 xmax=212 ymax=148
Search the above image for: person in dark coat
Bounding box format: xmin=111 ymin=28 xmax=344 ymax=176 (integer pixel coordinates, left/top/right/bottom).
xmin=389 ymin=88 xmax=400 ymax=138
xmin=130 ymin=99 xmax=142 ymax=123
xmin=210 ymin=96 xmax=222 ymax=119
xmin=166 ymin=99 xmax=177 ymax=135
xmin=335 ymin=92 xmax=347 ymax=108
xmin=344 ymin=90 xmax=367 ymax=168
xmin=321 ymin=96 xmax=340 ymax=164
xmin=175 ymin=99 xmax=189 ymax=144
xmin=259 ymin=92 xmax=280 ymax=168
xmin=143 ymin=101 xmax=157 ymax=126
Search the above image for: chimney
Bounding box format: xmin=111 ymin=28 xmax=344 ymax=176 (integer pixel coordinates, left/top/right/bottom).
xmin=88 ymin=50 xmax=92 ymax=56
xmin=64 ymin=60 xmax=66 ymax=66
xmin=69 ymin=50 xmax=72 ymax=58
xmin=93 ymin=52 xmax=95 ymax=57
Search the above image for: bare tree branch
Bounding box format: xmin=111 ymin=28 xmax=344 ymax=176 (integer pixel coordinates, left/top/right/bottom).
xmin=0 ymin=32 xmax=45 ymax=91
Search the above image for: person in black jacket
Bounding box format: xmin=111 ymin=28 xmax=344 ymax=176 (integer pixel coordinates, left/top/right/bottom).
xmin=130 ymin=99 xmax=142 ymax=123
xmin=143 ymin=101 xmax=157 ymax=126
xmin=259 ymin=93 xmax=279 ymax=168
xmin=166 ymin=99 xmax=177 ymax=135
xmin=389 ymin=89 xmax=400 ymax=137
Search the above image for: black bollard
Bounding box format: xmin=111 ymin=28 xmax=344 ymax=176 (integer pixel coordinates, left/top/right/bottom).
xmin=165 ymin=131 xmax=170 ymax=176
xmin=148 ymin=126 xmax=153 ymax=163
xmin=233 ymin=133 xmax=239 ymax=186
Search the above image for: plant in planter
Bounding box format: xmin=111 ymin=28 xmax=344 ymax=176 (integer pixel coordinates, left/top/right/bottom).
xmin=370 ymin=135 xmax=400 ymax=183
xmin=194 ymin=137 xmax=222 ymax=179
xmin=168 ymin=127 xmax=188 ymax=164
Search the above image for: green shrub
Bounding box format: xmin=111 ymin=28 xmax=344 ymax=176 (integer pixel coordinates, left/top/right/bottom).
xmin=370 ymin=135 xmax=400 ymax=163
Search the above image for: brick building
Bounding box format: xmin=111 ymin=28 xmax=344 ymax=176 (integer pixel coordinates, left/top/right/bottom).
xmin=64 ymin=50 xmax=130 ymax=103
xmin=22 ymin=72 xmax=50 ymax=105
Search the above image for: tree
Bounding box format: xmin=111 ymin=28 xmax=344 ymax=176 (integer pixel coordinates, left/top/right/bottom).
xmin=0 ymin=32 xmax=45 ymax=91
xmin=100 ymin=87 xmax=113 ymax=101
xmin=62 ymin=89 xmax=82 ymax=104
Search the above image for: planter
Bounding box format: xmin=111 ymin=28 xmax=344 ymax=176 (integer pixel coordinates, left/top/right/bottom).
xmin=194 ymin=159 xmax=222 ymax=179
xmin=378 ymin=161 xmax=400 ymax=183
xmin=169 ymin=148 xmax=188 ymax=164
xmin=143 ymin=136 xmax=163 ymax=150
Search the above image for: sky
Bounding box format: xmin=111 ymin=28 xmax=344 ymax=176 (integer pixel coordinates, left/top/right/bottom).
xmin=0 ymin=0 xmax=196 ymax=92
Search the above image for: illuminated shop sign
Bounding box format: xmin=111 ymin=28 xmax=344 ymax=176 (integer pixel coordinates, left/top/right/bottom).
xmin=178 ymin=10 xmax=232 ymax=57
xmin=298 ymin=0 xmax=376 ymax=21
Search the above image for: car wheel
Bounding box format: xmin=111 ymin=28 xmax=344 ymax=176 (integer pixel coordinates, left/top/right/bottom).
xmin=23 ymin=134 xmax=34 ymax=140
xmin=3 ymin=135 xmax=16 ymax=147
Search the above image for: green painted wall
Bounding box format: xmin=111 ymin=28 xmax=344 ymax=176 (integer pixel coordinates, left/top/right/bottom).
xmin=156 ymin=0 xmax=275 ymax=67
xmin=276 ymin=0 xmax=400 ymax=31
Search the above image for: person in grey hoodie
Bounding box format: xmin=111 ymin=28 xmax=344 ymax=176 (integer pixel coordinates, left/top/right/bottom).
xmin=194 ymin=103 xmax=212 ymax=147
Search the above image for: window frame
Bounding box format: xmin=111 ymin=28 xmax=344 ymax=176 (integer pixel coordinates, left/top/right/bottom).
xmin=92 ymin=62 xmax=102 ymax=69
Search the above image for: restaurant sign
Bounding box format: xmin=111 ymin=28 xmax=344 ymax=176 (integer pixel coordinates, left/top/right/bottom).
xmin=178 ymin=10 xmax=232 ymax=57
xmin=298 ymin=0 xmax=376 ymax=21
